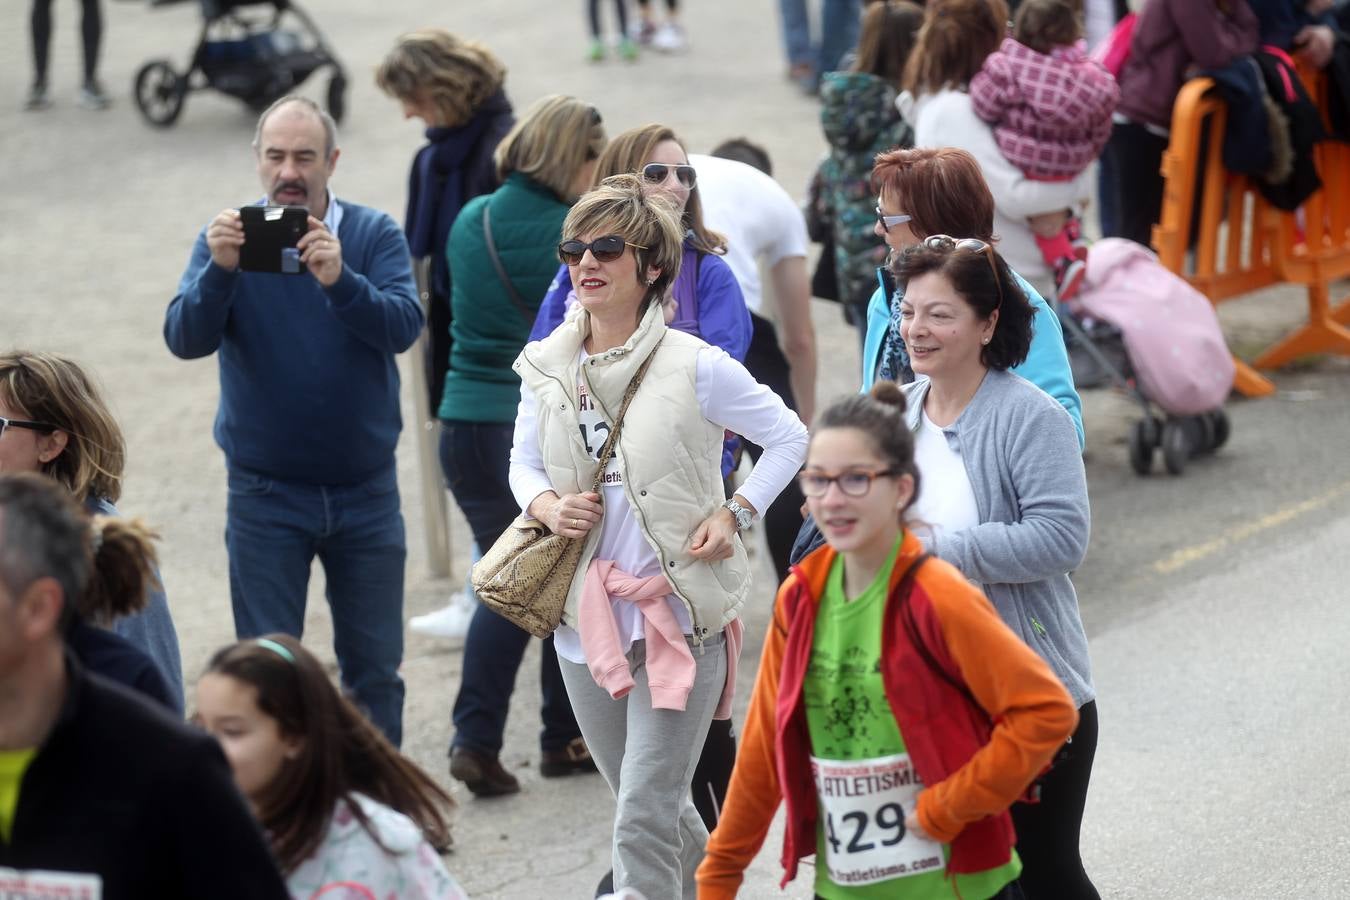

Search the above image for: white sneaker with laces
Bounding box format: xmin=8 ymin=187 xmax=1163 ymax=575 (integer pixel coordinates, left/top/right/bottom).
xmin=651 ymin=22 xmax=686 ymax=52
xmin=409 ymin=591 xmax=478 ymax=643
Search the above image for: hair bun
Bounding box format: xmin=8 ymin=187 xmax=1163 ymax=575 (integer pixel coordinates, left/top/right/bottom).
xmin=868 ymin=380 xmax=909 ymax=415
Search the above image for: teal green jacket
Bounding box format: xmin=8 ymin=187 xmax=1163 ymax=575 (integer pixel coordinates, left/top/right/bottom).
xmin=439 ymin=173 xmax=570 ymax=423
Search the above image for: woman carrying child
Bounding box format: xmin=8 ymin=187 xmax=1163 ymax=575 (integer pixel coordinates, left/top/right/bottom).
xmin=195 ymin=634 xmax=467 ymax=899
xmin=697 ymin=380 xmax=1078 ymax=899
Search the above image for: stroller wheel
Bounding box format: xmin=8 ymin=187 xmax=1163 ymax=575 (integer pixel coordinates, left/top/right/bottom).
xmin=1194 ymin=413 xmax=1217 ymax=455
xmin=1210 ymin=409 xmax=1231 ymax=450
xmin=1128 ymin=419 xmax=1155 ymax=476
xmin=1162 ymin=421 xmax=1189 ymax=475
xmin=326 ymin=71 xmax=347 ymax=124
xmin=134 ymin=60 xmax=186 ymax=127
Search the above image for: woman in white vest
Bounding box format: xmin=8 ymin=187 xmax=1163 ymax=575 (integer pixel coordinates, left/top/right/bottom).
xmin=508 ymin=174 xmax=808 ymax=899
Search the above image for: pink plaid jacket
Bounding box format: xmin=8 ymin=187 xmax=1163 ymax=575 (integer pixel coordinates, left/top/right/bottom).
xmin=970 ymin=37 xmax=1120 ymax=181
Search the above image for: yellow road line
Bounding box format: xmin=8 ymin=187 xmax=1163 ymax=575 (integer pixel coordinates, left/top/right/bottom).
xmin=1152 ymin=478 xmax=1350 ymax=575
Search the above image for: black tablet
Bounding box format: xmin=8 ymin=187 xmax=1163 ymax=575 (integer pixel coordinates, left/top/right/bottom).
xmin=239 ymin=205 xmax=309 ymax=274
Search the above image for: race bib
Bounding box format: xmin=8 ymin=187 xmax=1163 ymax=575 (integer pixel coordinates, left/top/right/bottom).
xmin=0 ymin=868 xmax=102 ymax=899
xmin=811 ymin=753 xmax=945 ymax=887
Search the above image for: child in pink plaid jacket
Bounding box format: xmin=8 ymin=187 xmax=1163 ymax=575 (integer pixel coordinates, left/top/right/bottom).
xmin=969 ymin=0 xmax=1119 ymax=302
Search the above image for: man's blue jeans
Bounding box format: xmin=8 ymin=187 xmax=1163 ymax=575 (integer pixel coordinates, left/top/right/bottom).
xmin=778 ymin=0 xmax=861 ymax=77
xmin=226 ymin=463 xmax=406 ymax=746
xmin=439 ymin=421 xmax=581 ymax=756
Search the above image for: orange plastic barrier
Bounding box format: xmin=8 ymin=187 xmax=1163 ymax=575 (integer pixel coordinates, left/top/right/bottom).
xmin=1152 ymin=68 xmax=1350 ymax=397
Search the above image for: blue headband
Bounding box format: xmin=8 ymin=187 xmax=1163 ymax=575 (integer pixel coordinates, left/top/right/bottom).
xmin=255 ymin=638 xmax=296 ymax=664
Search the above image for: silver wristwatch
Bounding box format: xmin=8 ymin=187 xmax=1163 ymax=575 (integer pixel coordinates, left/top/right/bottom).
xmin=723 ymin=498 xmax=753 ymax=532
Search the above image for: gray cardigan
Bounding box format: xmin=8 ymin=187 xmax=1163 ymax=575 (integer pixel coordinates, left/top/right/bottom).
xmin=903 ymin=369 xmax=1094 ymax=707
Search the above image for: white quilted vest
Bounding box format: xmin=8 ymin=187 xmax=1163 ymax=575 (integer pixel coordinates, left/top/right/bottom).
xmin=513 ymin=302 xmax=750 ymax=641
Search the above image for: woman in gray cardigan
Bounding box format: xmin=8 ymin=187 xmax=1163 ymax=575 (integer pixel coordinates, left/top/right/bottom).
xmin=893 ymin=236 xmax=1097 ymax=900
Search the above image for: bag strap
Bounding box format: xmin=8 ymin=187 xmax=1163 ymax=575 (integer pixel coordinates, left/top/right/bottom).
xmin=589 ymin=338 xmax=662 ymax=493
xmin=482 ymin=202 xmax=534 ymax=321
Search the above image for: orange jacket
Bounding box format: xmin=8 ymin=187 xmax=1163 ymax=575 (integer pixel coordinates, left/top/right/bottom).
xmin=696 ymin=533 xmax=1078 ymax=899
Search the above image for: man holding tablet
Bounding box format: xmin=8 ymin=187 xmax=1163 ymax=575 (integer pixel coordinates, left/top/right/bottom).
xmin=164 ymin=95 xmax=422 ymax=746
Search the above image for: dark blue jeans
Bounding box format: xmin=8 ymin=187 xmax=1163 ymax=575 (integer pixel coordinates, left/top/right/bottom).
xmin=439 ymin=421 xmax=581 ymax=756
xmin=225 ymin=464 xmax=406 ymax=746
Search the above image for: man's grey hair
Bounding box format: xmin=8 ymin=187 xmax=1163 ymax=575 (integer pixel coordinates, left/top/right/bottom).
xmin=0 ymin=474 xmax=90 ymax=631
xmin=252 ymin=95 xmax=340 ymax=159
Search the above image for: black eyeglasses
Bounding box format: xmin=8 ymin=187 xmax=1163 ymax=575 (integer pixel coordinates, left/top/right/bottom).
xmin=558 ymin=234 xmax=648 ymax=265
xmin=641 ymin=163 xmax=697 ymax=189
xmin=0 ymin=416 xmax=57 ymax=438
xmin=920 ymin=234 xmax=1005 ymax=310
xmin=876 ymin=206 xmax=912 ymax=232
xmin=798 ymin=468 xmax=899 ymax=498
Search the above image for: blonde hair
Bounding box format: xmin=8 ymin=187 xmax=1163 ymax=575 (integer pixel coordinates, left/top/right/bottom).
xmin=903 ymin=0 xmax=1009 ymax=96
xmin=375 ymin=29 xmax=506 ymax=128
xmin=593 ymin=124 xmax=726 ymax=255
xmin=562 ymin=174 xmax=686 ymax=311
xmin=0 ymin=351 xmax=125 ymax=503
xmin=494 ymin=95 xmax=606 ymax=200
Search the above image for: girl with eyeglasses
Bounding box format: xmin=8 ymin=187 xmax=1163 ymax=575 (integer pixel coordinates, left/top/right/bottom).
xmin=0 ymin=350 xmax=184 ymax=713
xmin=698 ymin=381 xmax=1077 ymax=900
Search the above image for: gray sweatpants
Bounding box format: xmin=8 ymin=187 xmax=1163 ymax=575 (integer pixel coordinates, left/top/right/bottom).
xmin=559 ymin=633 xmax=727 ymax=900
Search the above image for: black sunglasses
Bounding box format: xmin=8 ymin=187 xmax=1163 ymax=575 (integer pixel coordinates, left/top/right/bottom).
xmin=920 ymin=234 xmax=1005 ymax=310
xmin=0 ymin=415 xmax=57 ymax=438
xmin=558 ymin=234 xmax=648 ymax=265
xmin=641 ymin=163 xmax=697 ymax=189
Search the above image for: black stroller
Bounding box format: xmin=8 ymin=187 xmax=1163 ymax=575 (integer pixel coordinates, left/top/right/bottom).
xmin=133 ymin=0 xmax=346 ymax=127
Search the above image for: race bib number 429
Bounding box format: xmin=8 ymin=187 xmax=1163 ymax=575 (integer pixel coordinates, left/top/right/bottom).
xmin=811 ymin=753 xmax=945 ymax=886
xmin=0 ymin=868 xmax=101 ymax=900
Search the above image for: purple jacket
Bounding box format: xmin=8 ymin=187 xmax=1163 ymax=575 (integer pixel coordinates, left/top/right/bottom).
xmin=1116 ymin=0 xmax=1260 ymax=131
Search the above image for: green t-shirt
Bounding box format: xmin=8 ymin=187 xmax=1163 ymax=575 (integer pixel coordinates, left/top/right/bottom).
xmin=0 ymin=747 xmax=37 ymax=844
xmin=803 ymin=538 xmax=1020 ymax=900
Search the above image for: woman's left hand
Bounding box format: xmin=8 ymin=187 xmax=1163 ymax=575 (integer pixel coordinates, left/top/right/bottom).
xmin=689 ymin=508 xmax=738 ymax=561
xmin=904 ymin=809 xmax=935 ymax=843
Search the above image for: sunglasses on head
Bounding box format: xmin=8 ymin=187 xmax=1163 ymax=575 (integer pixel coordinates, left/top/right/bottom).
xmin=919 ymin=234 xmax=1005 ymax=310
xmin=558 ymin=234 xmax=648 ymax=265
xmin=876 ymin=206 xmax=912 ymax=232
xmin=642 ymin=163 xmax=697 ymax=189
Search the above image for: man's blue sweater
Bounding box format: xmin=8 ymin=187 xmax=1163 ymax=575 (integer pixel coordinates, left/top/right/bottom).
xmin=165 ymin=200 xmax=423 ymax=484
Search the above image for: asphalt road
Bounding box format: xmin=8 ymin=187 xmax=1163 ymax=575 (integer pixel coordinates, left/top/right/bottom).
xmin=3 ymin=0 xmax=1350 ymax=896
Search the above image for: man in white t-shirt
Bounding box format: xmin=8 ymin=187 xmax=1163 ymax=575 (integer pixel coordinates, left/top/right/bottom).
xmin=690 ymin=145 xmax=817 ymax=579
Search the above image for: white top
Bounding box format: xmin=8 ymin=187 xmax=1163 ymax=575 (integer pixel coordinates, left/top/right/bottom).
xmin=901 ymin=88 xmax=1095 ymax=297
xmin=909 ymin=408 xmax=981 ymax=551
xmin=286 ymin=794 xmax=467 ymax=900
xmin=687 ymin=153 xmax=809 ymax=316
xmin=510 ymin=345 xmax=809 ymax=664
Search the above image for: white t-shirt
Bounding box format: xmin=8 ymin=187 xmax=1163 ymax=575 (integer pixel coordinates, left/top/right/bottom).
xmin=910 ymin=408 xmax=980 ymax=549
xmin=510 ymin=345 xmax=809 ymax=664
xmin=688 ymin=154 xmax=809 ymax=317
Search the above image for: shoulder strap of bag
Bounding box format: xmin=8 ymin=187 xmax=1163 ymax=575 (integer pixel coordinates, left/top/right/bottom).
xmin=482 ymin=202 xmax=534 ymax=321
xmin=589 ymin=338 xmax=663 ymax=493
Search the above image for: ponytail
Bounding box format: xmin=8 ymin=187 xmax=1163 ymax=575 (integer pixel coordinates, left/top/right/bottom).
xmin=80 ymin=516 xmax=161 ymax=624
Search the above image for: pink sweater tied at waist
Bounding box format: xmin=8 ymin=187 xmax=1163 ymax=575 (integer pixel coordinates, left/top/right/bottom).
xmin=578 ymin=559 xmax=742 ymax=719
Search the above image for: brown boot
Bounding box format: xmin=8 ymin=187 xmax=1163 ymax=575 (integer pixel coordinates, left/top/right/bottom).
xmin=449 ymin=746 xmax=520 ymax=797
xmin=539 ymin=737 xmax=599 ymax=778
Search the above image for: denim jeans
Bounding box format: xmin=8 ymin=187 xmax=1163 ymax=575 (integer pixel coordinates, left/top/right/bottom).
xmin=225 ymin=463 xmax=406 ymax=746
xmin=778 ymin=0 xmax=861 ymax=77
xmin=439 ymin=420 xmax=581 ymax=755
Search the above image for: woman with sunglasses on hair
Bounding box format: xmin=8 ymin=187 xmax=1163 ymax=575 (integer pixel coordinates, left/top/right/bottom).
xmin=893 ymin=237 xmax=1097 ymax=899
xmin=0 ymin=350 xmax=184 ymax=714
xmin=512 ymin=174 xmax=807 ymax=898
xmin=439 ymin=95 xmax=607 ymax=799
xmin=698 ymin=381 xmax=1078 ymax=900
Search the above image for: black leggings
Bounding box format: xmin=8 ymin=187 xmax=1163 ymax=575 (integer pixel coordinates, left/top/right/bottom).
xmin=31 ymin=0 xmax=102 ymax=84
xmin=587 ymin=0 xmax=629 ymax=38
xmin=1011 ymin=700 xmax=1100 ymax=899
xmin=637 ymin=0 xmax=678 ymax=9
xmin=691 ymin=717 xmax=736 ymax=829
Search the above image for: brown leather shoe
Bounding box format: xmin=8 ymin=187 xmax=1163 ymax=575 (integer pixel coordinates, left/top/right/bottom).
xmin=449 ymin=746 xmax=520 ymax=797
xmin=539 ymin=737 xmax=599 ymax=778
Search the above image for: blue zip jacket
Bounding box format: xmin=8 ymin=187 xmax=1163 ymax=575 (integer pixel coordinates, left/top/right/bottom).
xmin=861 ymin=267 xmax=1085 ymax=450
xmin=165 ymin=200 xmax=423 ymax=484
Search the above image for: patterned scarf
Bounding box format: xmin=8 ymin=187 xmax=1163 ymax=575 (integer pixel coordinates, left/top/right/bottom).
xmin=876 ymin=272 xmax=914 ymax=384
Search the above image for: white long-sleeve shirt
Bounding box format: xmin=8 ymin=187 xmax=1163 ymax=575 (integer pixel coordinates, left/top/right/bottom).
xmin=510 ymin=345 xmax=809 ymax=664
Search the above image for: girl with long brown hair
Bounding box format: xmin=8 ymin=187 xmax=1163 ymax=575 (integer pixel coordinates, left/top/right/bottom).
xmin=195 ymin=634 xmax=466 ymax=898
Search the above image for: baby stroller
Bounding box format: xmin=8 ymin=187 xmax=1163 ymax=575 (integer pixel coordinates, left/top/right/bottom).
xmin=1060 ymin=238 xmax=1235 ymax=476
xmin=133 ymin=0 xmax=346 ymax=128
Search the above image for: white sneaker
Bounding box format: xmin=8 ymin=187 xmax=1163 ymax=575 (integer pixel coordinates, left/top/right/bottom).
xmin=651 ymin=22 xmax=686 ymax=52
xmin=410 ymin=591 xmax=477 ymax=642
